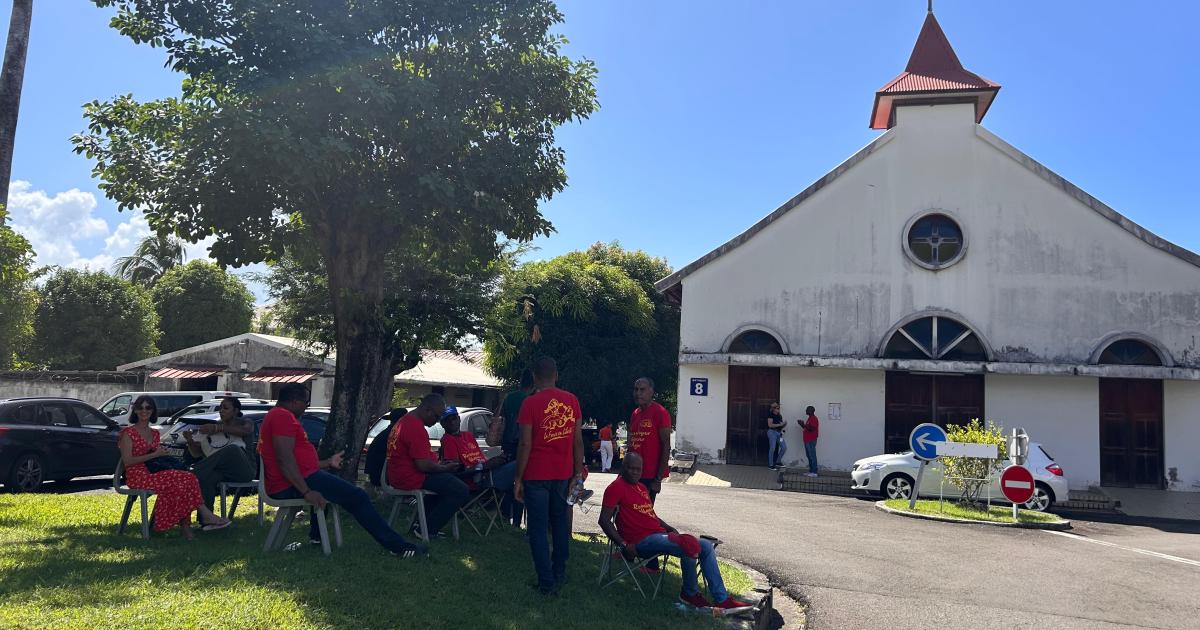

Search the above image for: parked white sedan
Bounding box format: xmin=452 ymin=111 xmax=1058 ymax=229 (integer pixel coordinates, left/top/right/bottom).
xmin=849 ymin=442 xmax=1069 ymax=511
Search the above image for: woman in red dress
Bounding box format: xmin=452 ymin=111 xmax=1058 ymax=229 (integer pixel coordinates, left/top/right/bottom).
xmin=118 ymin=395 xmax=230 ymax=539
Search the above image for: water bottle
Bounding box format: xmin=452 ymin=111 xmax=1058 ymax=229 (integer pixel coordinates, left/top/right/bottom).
xmin=566 ymin=478 xmax=585 ymax=505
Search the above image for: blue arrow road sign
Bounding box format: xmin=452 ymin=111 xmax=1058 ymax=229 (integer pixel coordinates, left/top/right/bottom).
xmin=909 ymin=423 xmax=947 ymax=461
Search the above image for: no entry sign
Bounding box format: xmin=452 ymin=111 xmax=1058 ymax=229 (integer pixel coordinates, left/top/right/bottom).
xmin=1000 ymin=465 xmax=1035 ymax=504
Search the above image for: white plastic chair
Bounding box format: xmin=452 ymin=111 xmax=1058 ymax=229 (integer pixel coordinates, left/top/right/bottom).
xmin=382 ymin=471 xmax=458 ymax=544
xmin=114 ymin=461 xmax=156 ymax=540
xmin=257 ymin=459 xmax=342 ymax=555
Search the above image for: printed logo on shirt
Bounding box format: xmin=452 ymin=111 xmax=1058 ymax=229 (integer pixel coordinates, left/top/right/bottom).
xmin=540 ymin=399 xmax=577 ymax=444
xmin=629 ymin=418 xmax=653 ymax=450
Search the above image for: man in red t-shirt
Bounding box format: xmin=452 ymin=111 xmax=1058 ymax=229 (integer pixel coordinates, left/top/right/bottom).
xmin=798 ymin=405 xmax=820 ymax=477
xmin=386 ymin=394 xmax=468 ymax=539
xmin=259 ymin=383 xmax=423 ymax=557
xmin=628 ymin=376 xmax=672 ymax=571
xmin=599 ymin=453 xmax=752 ymax=610
xmin=514 ymin=356 xmax=585 ymax=595
xmin=439 ymin=407 xmax=516 ymax=492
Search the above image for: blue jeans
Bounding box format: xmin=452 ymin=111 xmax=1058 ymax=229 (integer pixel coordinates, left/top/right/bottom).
xmin=271 ymin=470 xmax=414 ymax=553
xmin=524 ymin=478 xmax=570 ymax=591
xmin=804 ymin=440 xmax=818 ymax=474
xmin=767 ymin=429 xmax=786 ymax=467
xmin=483 ymin=461 xmax=517 ymax=492
xmin=635 ymin=533 xmax=728 ymax=603
xmin=421 ymin=472 xmax=470 ymax=535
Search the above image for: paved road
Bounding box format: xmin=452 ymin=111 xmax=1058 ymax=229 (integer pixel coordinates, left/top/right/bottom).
xmin=577 ymin=477 xmax=1200 ymax=630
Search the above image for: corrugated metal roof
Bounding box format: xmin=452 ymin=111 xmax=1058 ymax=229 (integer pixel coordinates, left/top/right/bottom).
xmin=395 ymin=351 xmax=503 ymax=389
xmin=148 ymin=366 xmax=226 ymax=379
xmin=243 ymin=368 xmax=321 ymax=383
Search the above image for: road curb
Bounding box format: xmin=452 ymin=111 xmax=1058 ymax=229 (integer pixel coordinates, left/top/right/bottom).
xmin=721 ymin=558 xmax=806 ymax=630
xmin=874 ymin=500 xmax=1073 ymax=530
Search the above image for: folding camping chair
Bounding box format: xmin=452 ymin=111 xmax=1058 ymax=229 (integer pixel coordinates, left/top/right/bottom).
xmin=454 ymin=469 xmax=501 ymax=537
xmin=596 ymin=507 xmax=675 ymax=599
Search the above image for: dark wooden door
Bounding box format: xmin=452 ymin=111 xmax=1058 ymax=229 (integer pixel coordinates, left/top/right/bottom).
xmin=884 ymin=372 xmax=984 ymax=454
xmin=1099 ymin=378 xmax=1163 ymax=488
xmin=726 ymin=366 xmax=780 ymax=465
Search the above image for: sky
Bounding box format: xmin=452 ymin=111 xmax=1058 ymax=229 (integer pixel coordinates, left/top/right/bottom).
xmin=5 ymin=1 xmax=1199 ymax=304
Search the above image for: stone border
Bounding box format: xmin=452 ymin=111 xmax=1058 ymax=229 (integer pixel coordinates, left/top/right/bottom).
xmin=875 ymin=500 xmax=1072 ymax=531
xmin=722 ymin=558 xmax=806 ymax=630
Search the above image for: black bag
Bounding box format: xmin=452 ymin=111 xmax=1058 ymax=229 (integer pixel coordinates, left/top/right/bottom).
xmin=145 ymin=455 xmax=189 ymax=473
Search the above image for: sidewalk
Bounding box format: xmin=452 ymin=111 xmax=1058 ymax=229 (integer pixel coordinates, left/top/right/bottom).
xmin=1100 ymin=487 xmax=1200 ymax=521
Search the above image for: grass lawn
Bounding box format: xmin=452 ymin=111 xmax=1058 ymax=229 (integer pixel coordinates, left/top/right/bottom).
xmin=884 ymin=498 xmax=1064 ymax=524
xmin=0 ymin=492 xmax=752 ymax=630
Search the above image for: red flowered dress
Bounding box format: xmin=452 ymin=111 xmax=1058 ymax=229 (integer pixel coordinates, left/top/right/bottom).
xmin=121 ymin=426 xmax=204 ymax=532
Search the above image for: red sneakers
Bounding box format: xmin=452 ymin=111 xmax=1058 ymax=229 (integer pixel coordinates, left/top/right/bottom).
xmin=714 ymin=596 xmax=755 ymax=610
xmin=679 ymin=591 xmax=711 ymax=608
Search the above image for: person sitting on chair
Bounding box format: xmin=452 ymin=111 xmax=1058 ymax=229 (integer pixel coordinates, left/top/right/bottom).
xmin=439 ymin=406 xmax=516 ymax=493
xmin=598 ymin=453 xmax=753 ymax=610
xmin=386 ymin=394 xmax=469 ymax=539
xmin=182 ymin=396 xmax=256 ymax=511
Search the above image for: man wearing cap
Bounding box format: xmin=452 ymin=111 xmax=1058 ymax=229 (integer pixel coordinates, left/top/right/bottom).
xmin=386 ymin=393 xmax=469 ymax=538
xmin=439 ymin=406 xmax=517 ymax=493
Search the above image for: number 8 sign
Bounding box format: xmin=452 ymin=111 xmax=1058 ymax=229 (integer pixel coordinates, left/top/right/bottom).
xmin=690 ymin=378 xmax=709 ymax=396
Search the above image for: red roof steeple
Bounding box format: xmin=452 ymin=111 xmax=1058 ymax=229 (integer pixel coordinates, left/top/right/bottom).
xmin=869 ymin=10 xmax=1000 ymax=129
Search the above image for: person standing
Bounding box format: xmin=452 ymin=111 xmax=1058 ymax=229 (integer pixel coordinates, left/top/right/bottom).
xmin=798 ymin=405 xmax=820 ymax=477
xmin=514 ymin=356 xmax=585 ymax=595
xmin=765 ymin=402 xmax=786 ymax=470
xmin=628 ymin=376 xmax=672 ymax=572
xmin=598 ymin=421 xmax=615 ymax=472
xmin=496 ymin=368 xmax=535 ymax=527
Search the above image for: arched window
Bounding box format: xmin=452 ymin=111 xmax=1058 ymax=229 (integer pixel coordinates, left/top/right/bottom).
xmin=882 ymin=315 xmax=988 ymax=361
xmin=1098 ymin=339 xmax=1162 ymax=366
xmin=728 ymin=330 xmax=784 ymax=354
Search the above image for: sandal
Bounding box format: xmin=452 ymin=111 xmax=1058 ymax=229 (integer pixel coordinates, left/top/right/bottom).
xmin=202 ymin=519 xmax=232 ymax=531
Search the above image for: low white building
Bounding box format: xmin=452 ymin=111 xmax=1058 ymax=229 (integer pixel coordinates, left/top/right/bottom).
xmin=657 ymin=11 xmax=1200 ymax=493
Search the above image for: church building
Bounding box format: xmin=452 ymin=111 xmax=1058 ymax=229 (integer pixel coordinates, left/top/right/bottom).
xmin=657 ymin=10 xmax=1200 ymax=494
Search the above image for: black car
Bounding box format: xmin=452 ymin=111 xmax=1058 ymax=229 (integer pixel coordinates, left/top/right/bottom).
xmin=0 ymin=397 xmax=122 ymax=492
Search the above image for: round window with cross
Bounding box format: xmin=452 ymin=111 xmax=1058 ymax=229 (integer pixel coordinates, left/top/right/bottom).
xmin=903 ymin=212 xmax=966 ymax=270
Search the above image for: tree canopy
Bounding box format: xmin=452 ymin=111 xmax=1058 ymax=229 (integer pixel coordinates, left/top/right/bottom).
xmin=484 ymin=242 xmax=680 ymax=424
xmin=72 ymin=0 xmax=598 ymax=472
xmin=113 ymin=233 xmax=185 ymax=287
xmin=153 ymin=260 xmax=254 ymax=353
xmin=0 ymin=207 xmax=37 ymax=368
xmin=31 ymin=268 xmax=158 ymax=370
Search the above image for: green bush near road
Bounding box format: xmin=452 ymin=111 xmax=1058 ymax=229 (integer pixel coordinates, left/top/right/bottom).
xmin=0 ymin=493 xmax=750 ymax=629
xmin=885 ymin=499 xmax=1062 ymax=524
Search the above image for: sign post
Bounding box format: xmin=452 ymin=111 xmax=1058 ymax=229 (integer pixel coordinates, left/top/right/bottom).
xmin=1000 ymin=464 xmax=1035 ymax=521
xmin=908 ymin=423 xmax=947 ymax=510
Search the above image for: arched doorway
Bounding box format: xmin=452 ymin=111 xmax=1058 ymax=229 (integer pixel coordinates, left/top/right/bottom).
xmin=1097 ymin=338 xmax=1165 ymax=488
xmin=880 ymin=314 xmax=988 ymax=453
xmin=725 ymin=329 xmax=783 ymax=465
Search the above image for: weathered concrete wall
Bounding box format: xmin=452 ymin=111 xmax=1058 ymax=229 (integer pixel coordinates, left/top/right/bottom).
xmin=0 ymin=373 xmax=144 ymax=408
xmin=678 ymin=103 xmax=1200 ymax=367
xmin=674 ymin=364 xmax=729 ymax=460
xmin=1164 ymin=381 xmax=1200 ymax=492
xmin=986 ymin=374 xmax=1100 ymax=491
xmin=777 ymin=367 xmax=886 ymax=471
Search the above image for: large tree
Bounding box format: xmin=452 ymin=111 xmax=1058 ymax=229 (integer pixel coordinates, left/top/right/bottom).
xmin=0 ymin=207 xmax=37 ymax=368
xmin=72 ymin=1 xmax=597 ymax=472
xmin=153 ymin=259 xmax=254 ymax=352
xmin=32 ymin=268 xmax=158 ymax=370
xmin=0 ymin=0 xmax=32 ymax=215
xmin=484 ymin=243 xmax=680 ymax=425
xmin=113 ymin=232 xmax=185 ymax=287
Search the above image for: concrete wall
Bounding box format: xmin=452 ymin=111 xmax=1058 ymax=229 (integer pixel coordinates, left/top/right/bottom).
xmin=674 ymin=364 xmax=729 ymax=459
xmin=0 ymin=376 xmax=143 ymax=408
xmin=1165 ymin=381 xmax=1200 ymax=492
xmin=678 ymin=103 xmax=1200 ymax=367
xmin=776 ymin=367 xmax=886 ymax=470
xmin=986 ymin=374 xmax=1100 ymax=490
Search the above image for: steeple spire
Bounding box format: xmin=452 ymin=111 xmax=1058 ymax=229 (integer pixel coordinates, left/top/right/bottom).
xmin=869 ymin=11 xmax=1000 ymax=129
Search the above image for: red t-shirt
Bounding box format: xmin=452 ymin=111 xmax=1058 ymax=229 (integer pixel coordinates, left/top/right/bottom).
xmin=258 ymin=407 xmax=320 ymax=495
xmin=628 ymin=402 xmax=672 ymax=479
xmin=599 ymin=425 xmax=613 ymax=441
xmin=518 ymin=387 xmax=581 ymax=481
xmin=386 ymin=414 xmax=434 ymax=490
xmin=442 ymin=432 xmax=487 ymax=468
xmin=602 ymin=477 xmax=664 ymax=546
xmin=803 ymin=415 xmax=820 ymax=443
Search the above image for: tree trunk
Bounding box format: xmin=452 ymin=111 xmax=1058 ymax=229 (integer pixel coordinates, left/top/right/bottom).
xmin=315 ymin=219 xmax=397 ymax=480
xmin=0 ymin=0 xmax=32 ymax=217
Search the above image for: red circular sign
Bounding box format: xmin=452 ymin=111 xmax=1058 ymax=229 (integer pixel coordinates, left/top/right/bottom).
xmin=1000 ymin=465 xmax=1036 ymax=504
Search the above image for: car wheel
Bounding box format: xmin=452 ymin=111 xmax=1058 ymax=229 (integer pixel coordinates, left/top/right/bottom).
xmin=1023 ymin=483 xmax=1054 ymax=512
xmin=881 ymin=473 xmax=914 ymax=500
xmin=9 ymin=453 xmax=46 ymax=493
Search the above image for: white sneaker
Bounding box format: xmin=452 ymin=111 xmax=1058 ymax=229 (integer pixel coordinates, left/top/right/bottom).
xmin=805 ymin=472 xmax=819 ymax=477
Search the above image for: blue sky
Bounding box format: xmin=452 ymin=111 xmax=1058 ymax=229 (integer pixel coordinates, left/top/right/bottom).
xmin=6 ymin=1 xmax=1199 ymax=303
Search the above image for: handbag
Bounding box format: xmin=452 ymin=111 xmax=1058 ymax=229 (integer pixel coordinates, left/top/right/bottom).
xmin=145 ymin=455 xmax=189 ymax=473
xmin=485 ymin=415 xmax=504 ymax=447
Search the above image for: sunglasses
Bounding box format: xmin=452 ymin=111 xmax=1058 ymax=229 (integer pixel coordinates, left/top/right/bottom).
xmin=136 ymin=405 xmax=154 ymax=411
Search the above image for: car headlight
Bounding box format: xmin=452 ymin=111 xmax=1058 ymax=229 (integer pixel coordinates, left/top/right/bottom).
xmin=860 ymin=462 xmax=885 ymax=471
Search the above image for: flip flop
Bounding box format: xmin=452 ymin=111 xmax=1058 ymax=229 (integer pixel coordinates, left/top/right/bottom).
xmin=202 ymin=520 xmax=232 ymax=531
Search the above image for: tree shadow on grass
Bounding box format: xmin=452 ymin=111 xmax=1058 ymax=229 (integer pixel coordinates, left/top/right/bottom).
xmin=0 ymin=494 xmax=732 ymax=630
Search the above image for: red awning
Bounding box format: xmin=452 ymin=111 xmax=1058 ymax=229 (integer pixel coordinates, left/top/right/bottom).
xmin=243 ymin=368 xmax=321 ymax=383
xmin=148 ymin=366 xmax=227 ymax=379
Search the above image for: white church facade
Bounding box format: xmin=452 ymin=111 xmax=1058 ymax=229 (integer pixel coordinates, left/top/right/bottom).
xmin=657 ymin=11 xmax=1200 ymax=494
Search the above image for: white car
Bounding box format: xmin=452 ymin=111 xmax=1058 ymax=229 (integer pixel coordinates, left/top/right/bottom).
xmin=850 ymin=442 xmax=1068 ymax=511
xmin=363 ymin=406 xmax=499 ymax=457
xmin=97 ymin=391 xmax=253 ymax=425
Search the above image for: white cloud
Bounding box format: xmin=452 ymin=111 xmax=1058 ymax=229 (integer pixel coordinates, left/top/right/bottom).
xmin=7 ymin=180 xmax=109 ymax=268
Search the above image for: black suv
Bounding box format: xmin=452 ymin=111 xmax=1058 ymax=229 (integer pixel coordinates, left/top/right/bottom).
xmin=0 ymin=397 xmax=122 ymax=492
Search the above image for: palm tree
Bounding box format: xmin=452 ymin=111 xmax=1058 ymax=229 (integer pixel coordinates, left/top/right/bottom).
xmin=113 ymin=233 xmax=186 ymax=286
xmin=0 ymin=0 xmax=33 ymax=218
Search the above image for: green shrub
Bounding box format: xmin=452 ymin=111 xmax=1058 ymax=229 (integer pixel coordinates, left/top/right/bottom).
xmin=941 ymin=418 xmax=1008 ymax=506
